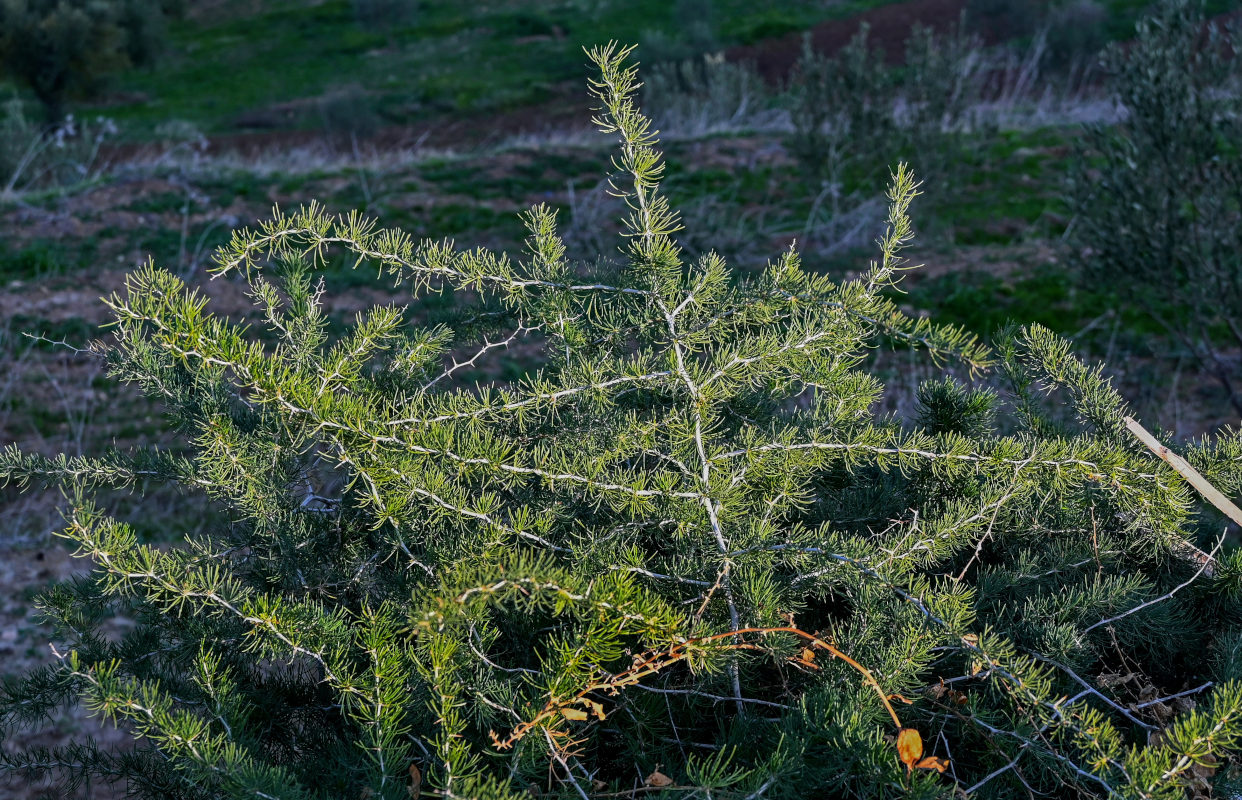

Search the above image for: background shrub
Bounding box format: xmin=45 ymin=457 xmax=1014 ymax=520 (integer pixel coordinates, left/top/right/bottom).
xmin=787 ymin=24 xmax=894 ymax=195
xmin=965 ymin=0 xmax=1043 ymax=41
xmin=643 ymin=52 xmax=775 ymax=134
xmin=0 ymin=0 xmax=179 ymax=124
xmin=787 ymin=18 xmax=983 ymax=214
xmin=638 ymin=0 xmax=719 ymax=65
xmin=1043 ymin=0 xmax=1108 ymax=70
xmin=1066 ymin=0 xmax=1242 ymax=414
xmin=895 ymin=18 xmax=987 ymax=178
xmin=315 ymin=83 xmax=380 ymax=149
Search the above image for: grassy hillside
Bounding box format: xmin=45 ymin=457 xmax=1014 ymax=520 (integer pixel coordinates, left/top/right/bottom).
xmin=11 ymin=0 xmax=1231 ymax=139
xmin=76 ymin=0 xmax=898 ymax=136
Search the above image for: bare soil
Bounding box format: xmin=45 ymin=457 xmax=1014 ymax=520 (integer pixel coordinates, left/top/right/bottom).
xmin=0 ymin=540 xmax=132 ymax=800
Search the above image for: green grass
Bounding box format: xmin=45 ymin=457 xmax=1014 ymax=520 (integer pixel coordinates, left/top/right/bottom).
xmin=0 ymin=239 xmax=96 ymax=282
xmin=0 ymin=243 xmax=68 ymax=282
xmin=123 ymin=191 xmax=190 ymax=215
xmin=920 ymin=128 xmax=1073 ymax=245
xmin=1097 ymin=0 xmax=1242 ymax=40
xmin=896 ymin=257 xmax=1182 ymax=358
xmin=902 ymin=266 xmax=1099 ymax=338
xmin=417 ymin=150 xmax=600 ymax=199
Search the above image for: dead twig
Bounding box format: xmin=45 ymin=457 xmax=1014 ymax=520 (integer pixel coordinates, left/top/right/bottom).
xmin=1124 ymin=416 xmax=1242 ymax=527
xmin=490 ymin=624 xmax=903 ymax=751
xmin=1124 ymin=415 xmax=1238 ymax=576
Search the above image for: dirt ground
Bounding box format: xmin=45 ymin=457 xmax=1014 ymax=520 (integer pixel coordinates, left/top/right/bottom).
xmin=0 ymin=539 xmax=132 ymax=800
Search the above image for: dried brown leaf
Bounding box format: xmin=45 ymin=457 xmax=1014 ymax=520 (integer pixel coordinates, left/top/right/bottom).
xmin=897 ymin=728 xmax=923 ymax=771
xmin=915 ymin=756 xmax=951 ymax=774
xmin=408 ymin=763 xmax=422 ymax=799
xmin=1191 ymin=760 xmax=1218 ymax=780
xmin=560 ymin=707 xmax=589 ymax=722
xmin=1096 ymin=672 xmax=1137 ymax=689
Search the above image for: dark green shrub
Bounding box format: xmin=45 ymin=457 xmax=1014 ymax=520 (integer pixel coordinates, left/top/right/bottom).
xmin=115 ymin=0 xmax=175 ymax=69
xmin=0 ymin=0 xmax=127 ymax=124
xmin=638 ymin=0 xmax=718 ymax=65
xmin=1066 ymin=0 xmax=1242 ymax=414
xmin=787 ymin=25 xmax=895 ymax=195
xmin=788 ymin=18 xmax=983 ymax=211
xmin=0 ymin=0 xmax=177 ymax=124
xmin=315 ymin=83 xmax=380 ymax=148
xmin=1043 ymin=0 xmax=1108 ymax=69
xmin=671 ymin=0 xmax=717 ymax=56
xmin=4 ymin=42 xmax=1242 ymax=800
xmin=965 ymin=0 xmax=1043 ymax=40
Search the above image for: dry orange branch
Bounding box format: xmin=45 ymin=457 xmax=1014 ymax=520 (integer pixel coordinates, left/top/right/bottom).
xmin=490 ymin=624 xmax=903 ymax=751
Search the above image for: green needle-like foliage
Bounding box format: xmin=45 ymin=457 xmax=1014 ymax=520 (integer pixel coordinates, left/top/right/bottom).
xmin=4 ymin=41 xmax=1242 ymax=800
